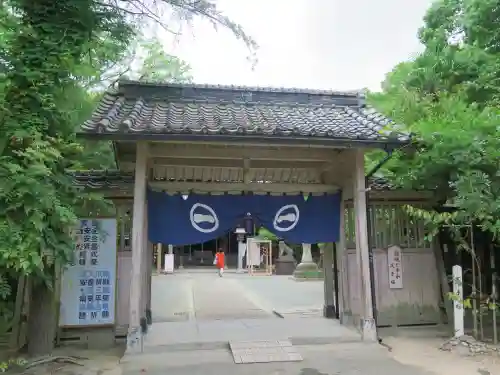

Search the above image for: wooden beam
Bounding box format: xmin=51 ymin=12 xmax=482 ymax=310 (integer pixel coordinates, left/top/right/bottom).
xmin=149 ymin=181 xmax=339 ymax=194
xmin=151 ymin=157 xmax=327 ymax=170
xmin=92 ymin=185 xmax=435 ymax=202
xmin=123 ymin=144 xmax=341 ymax=162
xmin=342 ymin=188 xmax=434 ymax=201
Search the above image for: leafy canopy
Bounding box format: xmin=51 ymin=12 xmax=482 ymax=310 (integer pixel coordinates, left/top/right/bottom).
xmin=367 ymin=0 xmax=500 ymax=238
xmin=0 ymin=0 xmax=255 ymax=354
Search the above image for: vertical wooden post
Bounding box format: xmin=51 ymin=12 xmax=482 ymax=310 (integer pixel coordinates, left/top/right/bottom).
xmin=146 ymin=241 xmax=153 ymax=325
xmin=127 ymin=141 xmax=148 ymax=353
xmin=433 ymin=235 xmax=452 ymax=327
xmin=119 ymin=206 xmax=126 ymax=252
xmin=332 ymin=242 xmax=340 ymax=319
xmin=323 ymin=242 xmax=335 ymax=318
xmin=353 ymin=149 xmax=377 ymax=341
xmin=141 ymin=209 xmax=149 ymax=325
xmin=337 ymin=195 xmax=350 ymax=324
xmin=490 ymin=244 xmax=497 ymax=344
xmin=156 ymin=243 xmax=162 ymax=273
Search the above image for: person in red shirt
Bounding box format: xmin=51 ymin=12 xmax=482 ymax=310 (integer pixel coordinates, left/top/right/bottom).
xmin=214 ymin=248 xmax=225 ymax=277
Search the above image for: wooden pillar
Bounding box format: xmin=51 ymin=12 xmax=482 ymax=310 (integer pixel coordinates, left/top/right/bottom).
xmin=146 ymin=241 xmax=153 ymax=325
xmin=126 ymin=141 xmax=148 ymax=353
xmin=323 ymin=242 xmax=335 ymax=318
xmin=156 ymin=243 xmax=162 ymax=273
xmin=337 ymin=196 xmax=350 ymax=324
xmin=141 ymin=209 xmax=149 ymax=324
xmin=353 ymin=149 xmax=377 ymax=341
xmin=119 ymin=205 xmax=126 ymax=252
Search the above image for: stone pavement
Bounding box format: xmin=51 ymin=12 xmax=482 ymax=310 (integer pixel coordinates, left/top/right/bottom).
xmin=120 ymin=270 xmax=434 ymax=375
xmin=122 ymin=342 xmax=434 ymax=375
xmin=144 ymin=270 xmax=356 ymax=349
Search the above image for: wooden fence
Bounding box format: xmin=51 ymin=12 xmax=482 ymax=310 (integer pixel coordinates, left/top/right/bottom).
xmin=343 ymin=201 xmax=442 ymax=327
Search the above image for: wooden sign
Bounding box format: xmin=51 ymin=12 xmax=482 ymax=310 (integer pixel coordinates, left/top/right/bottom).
xmin=387 ymin=245 xmax=403 ymax=289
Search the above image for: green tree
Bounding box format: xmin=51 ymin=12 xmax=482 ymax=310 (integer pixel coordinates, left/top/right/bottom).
xmin=131 ymin=37 xmax=193 ymax=82
xmin=367 ymin=0 xmax=500 ymax=236
xmin=257 ymin=227 xmax=278 ymax=241
xmin=0 ymin=0 xmax=255 ymax=356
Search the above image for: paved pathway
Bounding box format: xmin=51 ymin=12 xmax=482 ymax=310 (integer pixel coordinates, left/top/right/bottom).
xmin=121 ymin=270 xmax=434 ymax=375
xmin=145 ymin=270 xmax=355 ymax=348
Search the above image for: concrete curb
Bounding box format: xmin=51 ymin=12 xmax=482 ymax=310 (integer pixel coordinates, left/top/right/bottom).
xmin=124 ymin=335 xmax=364 ymax=355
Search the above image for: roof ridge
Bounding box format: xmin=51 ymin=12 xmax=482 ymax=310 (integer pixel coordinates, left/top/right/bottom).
xmin=118 ymin=80 xmax=365 ymax=98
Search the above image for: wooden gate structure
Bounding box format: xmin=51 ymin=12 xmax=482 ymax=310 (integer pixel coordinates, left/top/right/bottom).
xmin=341 ymin=182 xmax=441 ymax=327
xmin=72 ymin=80 xmax=442 ymax=351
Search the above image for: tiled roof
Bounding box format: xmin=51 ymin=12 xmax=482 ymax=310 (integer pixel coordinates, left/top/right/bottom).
xmin=72 ymin=170 xmax=134 ymax=190
xmin=78 ymin=81 xmax=409 ymax=145
xmin=368 ymin=177 xmax=393 ymax=191
xmin=71 ymin=170 xmax=394 ymax=191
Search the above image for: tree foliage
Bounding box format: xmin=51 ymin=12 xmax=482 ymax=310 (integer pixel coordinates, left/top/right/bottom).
xmin=0 ymin=0 xmax=254 ymax=355
xmin=367 ymin=0 xmax=500 ymax=238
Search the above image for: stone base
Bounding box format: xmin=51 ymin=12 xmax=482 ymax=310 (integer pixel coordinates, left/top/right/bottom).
xmin=275 ymin=259 xmax=296 ymax=275
xmin=293 ymin=262 xmax=322 ymax=279
xmin=86 ymin=328 xmax=115 ymax=349
xmin=340 ymin=311 xmax=352 ymax=325
xmin=360 ymin=318 xmax=377 ymax=342
xmin=125 ymin=328 xmax=144 ymax=355
xmin=323 ymin=304 xmax=336 ymax=319
xmin=140 ymin=316 xmax=148 ymax=334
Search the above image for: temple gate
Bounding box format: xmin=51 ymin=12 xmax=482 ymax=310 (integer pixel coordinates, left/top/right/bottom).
xmin=74 ymin=81 xmax=424 ymax=351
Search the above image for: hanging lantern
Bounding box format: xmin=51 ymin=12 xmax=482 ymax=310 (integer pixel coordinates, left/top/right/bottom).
xmin=244 ymin=213 xmax=254 ymax=236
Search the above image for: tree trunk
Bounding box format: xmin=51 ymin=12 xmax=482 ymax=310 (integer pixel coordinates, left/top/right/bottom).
xmin=27 ymin=281 xmax=56 ymax=356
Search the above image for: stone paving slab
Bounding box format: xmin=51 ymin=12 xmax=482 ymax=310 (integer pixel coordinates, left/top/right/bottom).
xmin=272 ymin=307 xmax=323 ymax=319
xmin=121 ymin=342 xmax=435 ymax=375
xmin=143 ymin=317 xmax=360 ymax=349
xmin=229 ymin=339 xmax=303 ymax=364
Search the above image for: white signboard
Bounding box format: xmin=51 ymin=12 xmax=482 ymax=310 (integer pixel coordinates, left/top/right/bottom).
xmin=164 ymin=254 xmax=174 ymax=274
xmin=59 ymin=218 xmax=117 ymax=327
xmin=387 ymin=245 xmax=403 ymax=289
xmin=246 ymin=238 xmax=261 ymax=266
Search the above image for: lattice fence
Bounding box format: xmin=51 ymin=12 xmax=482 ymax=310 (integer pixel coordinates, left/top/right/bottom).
xmin=345 ymin=202 xmax=431 ymax=249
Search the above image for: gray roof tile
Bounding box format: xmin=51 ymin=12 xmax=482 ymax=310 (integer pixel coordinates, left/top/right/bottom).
xmin=71 ymin=170 xmax=394 ymax=191
xmin=79 ymin=81 xmax=409 ymax=144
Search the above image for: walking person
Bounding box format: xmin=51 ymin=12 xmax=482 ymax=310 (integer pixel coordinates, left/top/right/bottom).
xmin=214 ymin=248 xmax=225 ymax=277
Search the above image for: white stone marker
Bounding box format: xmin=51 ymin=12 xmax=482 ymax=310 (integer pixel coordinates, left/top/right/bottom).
xmin=452 ymin=264 xmax=464 ymax=337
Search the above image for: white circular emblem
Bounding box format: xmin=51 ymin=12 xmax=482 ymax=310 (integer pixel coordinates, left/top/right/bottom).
xmin=189 ymin=203 xmax=219 ymax=233
xmin=273 ymin=204 xmax=300 ymax=232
